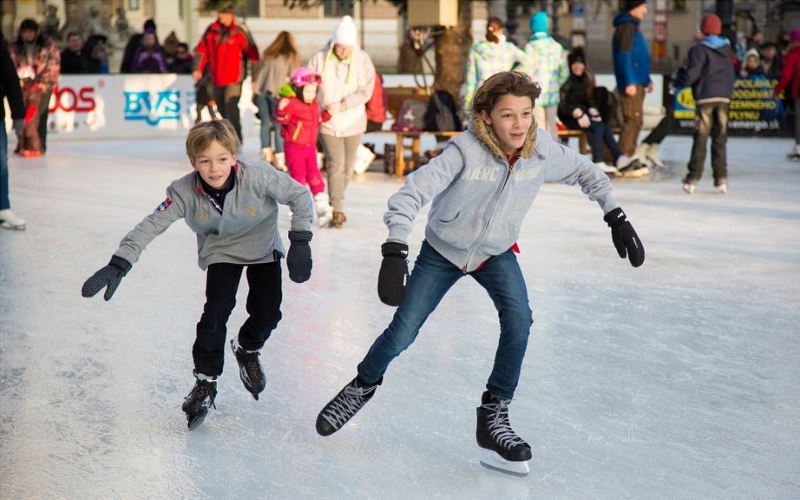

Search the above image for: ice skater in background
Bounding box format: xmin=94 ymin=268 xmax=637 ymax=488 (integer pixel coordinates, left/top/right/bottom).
xmin=80 ymin=119 xmax=315 ymax=430
xmin=275 ymin=66 xmax=334 ymax=226
xmin=315 ymin=72 xmax=645 ymax=476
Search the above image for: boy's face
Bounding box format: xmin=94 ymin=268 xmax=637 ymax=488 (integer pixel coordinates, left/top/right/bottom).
xmin=482 ymin=94 xmax=533 ymax=155
xmin=302 ymin=84 xmax=318 ymax=104
xmin=192 ymin=140 xmax=236 ymax=190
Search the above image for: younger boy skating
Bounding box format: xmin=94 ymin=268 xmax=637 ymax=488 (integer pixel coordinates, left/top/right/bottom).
xmin=81 ymin=119 xmax=314 ymax=430
xmin=315 ymin=72 xmax=645 ymax=476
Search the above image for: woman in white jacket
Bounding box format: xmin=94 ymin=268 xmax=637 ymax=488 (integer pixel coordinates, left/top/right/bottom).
xmin=308 ymin=16 xmax=376 ymax=228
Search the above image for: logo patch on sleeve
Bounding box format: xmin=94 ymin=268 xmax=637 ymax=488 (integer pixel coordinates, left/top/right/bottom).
xmin=157 ymin=196 xmax=173 ymax=212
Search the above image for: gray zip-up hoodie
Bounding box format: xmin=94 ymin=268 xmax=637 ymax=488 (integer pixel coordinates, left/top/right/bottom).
xmin=384 ymin=115 xmax=619 ymax=272
xmin=114 ymin=160 xmax=314 ymax=270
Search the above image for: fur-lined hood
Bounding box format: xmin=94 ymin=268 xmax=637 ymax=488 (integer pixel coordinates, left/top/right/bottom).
xmin=467 ymin=112 xmax=538 ymax=160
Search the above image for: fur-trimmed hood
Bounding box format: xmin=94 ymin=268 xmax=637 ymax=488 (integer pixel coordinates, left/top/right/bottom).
xmin=468 ymin=112 xmax=537 ymax=160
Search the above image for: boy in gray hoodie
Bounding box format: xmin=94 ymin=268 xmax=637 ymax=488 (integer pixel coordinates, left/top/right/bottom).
xmin=81 ymin=119 xmax=315 ymax=430
xmin=315 ymin=72 xmax=645 ymax=476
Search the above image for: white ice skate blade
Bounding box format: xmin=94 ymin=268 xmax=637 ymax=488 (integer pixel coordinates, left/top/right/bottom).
xmin=479 ymin=448 xmax=530 ymax=477
xmin=1 ymin=221 xmax=26 ymax=231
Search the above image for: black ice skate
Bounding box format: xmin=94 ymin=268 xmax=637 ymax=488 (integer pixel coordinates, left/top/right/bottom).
xmin=476 ymin=391 xmax=532 ymax=477
xmin=230 ymin=338 xmax=266 ymax=400
xmin=182 ymin=375 xmax=217 ymax=431
xmin=316 ymin=376 xmax=381 ymax=436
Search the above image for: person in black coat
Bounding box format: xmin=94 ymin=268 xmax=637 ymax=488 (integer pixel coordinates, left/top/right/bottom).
xmin=120 ymin=19 xmax=157 ymax=73
xmin=558 ymin=48 xmax=636 ymax=174
xmin=0 ymin=33 xmax=27 ymax=229
xmin=60 ymin=31 xmax=88 ymax=74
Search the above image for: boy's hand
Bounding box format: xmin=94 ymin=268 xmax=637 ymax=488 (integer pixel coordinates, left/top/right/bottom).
xmin=377 ymin=242 xmax=409 ymax=306
xmin=287 ymin=231 xmax=312 ymax=283
xmin=604 ymin=208 xmax=645 ymax=267
xmin=81 ymin=256 xmax=132 ymax=301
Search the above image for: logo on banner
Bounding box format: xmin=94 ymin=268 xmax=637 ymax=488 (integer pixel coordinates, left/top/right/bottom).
xmin=124 ymin=90 xmax=181 ymax=125
xmin=49 ymin=84 xmax=96 ymax=113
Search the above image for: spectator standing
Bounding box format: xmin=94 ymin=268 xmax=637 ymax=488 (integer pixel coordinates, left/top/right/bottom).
xmin=60 ymin=32 xmax=88 ymax=74
xmin=252 ymin=31 xmax=299 ymax=167
xmin=83 ymin=34 xmax=110 ymax=73
xmin=308 ymin=15 xmax=376 ymax=228
xmin=759 ymin=42 xmax=782 ymax=80
xmin=775 ymin=29 xmax=800 ymax=158
xmin=612 ymin=0 xmax=652 ymax=174
xmin=673 ymin=14 xmax=736 ymax=194
xmin=0 ymin=33 xmax=27 ymax=230
xmin=9 ymin=19 xmax=60 ymax=158
xmin=130 ymin=29 xmax=168 ymax=73
xmin=169 ymin=43 xmax=194 ymax=74
xmin=464 ymin=16 xmax=526 ymax=113
xmin=522 ymin=12 xmax=568 ymax=139
xmin=120 ymin=19 xmax=156 ymax=73
xmin=193 ymin=6 xmax=259 ymax=142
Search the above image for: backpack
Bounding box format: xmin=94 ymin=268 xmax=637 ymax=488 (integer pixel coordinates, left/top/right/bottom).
xmin=391 ymin=99 xmax=428 ymax=132
xmin=424 ymin=90 xmax=460 ymax=131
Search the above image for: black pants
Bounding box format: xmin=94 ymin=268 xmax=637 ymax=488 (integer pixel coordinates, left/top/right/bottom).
xmin=214 ymin=83 xmax=243 ymax=142
xmin=686 ymin=101 xmax=729 ymax=185
xmin=194 ymin=261 xmax=282 ymax=377
xmin=38 ymin=90 xmax=52 ymax=152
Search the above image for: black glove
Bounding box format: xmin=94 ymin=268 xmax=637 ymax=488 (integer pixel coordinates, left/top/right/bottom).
xmin=13 ymin=119 xmax=24 ymax=135
xmin=378 ymin=242 xmax=409 ymax=306
xmin=81 ymin=256 xmax=132 ymax=301
xmin=604 ymin=208 xmax=645 ymax=267
xmin=287 ymin=230 xmax=312 ymax=283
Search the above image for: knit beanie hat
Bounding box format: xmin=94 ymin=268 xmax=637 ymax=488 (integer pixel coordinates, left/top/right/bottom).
xmin=700 ymin=14 xmax=722 ymax=36
xmin=332 ymin=15 xmax=358 ymax=46
xmin=621 ymin=0 xmax=646 ymax=12
xmin=567 ymin=47 xmax=586 ymax=66
xmin=529 ymin=12 xmax=548 ymax=34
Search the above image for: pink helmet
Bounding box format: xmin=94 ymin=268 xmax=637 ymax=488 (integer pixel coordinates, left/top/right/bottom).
xmin=290 ymin=66 xmax=322 ymax=87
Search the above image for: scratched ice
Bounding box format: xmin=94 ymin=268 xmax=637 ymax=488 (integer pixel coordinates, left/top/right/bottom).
xmin=1 ymin=134 xmax=798 ymax=499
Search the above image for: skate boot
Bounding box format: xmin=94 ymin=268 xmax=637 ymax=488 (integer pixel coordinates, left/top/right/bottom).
xmin=182 ymin=373 xmax=217 ymax=431
xmin=715 ymin=178 xmax=728 ymax=194
xmin=260 ymin=147 xmax=274 ymax=163
xmin=594 ymin=161 xmax=619 ymax=176
xmin=0 ymin=209 xmax=26 ymax=230
xmin=787 ymin=144 xmax=800 ymax=160
xmin=682 ymin=178 xmax=696 ymax=194
xmin=316 ymin=376 xmax=382 ymax=436
xmin=314 ymin=192 xmax=333 ymax=227
xmin=616 ymin=155 xmax=649 ymax=178
xmin=644 ymin=143 xmax=664 ymax=168
xmin=230 ymin=338 xmax=266 ymax=400
xmin=476 ymin=391 xmax=532 ymax=477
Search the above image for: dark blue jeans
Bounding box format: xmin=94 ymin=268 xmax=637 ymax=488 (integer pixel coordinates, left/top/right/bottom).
xmin=357 ymin=241 xmax=533 ymax=400
xmin=254 ymin=93 xmax=283 ymax=152
xmin=588 ymin=121 xmax=622 ymax=163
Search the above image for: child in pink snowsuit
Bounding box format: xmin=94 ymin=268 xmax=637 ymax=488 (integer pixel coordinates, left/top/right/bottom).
xmin=275 ymin=67 xmax=333 ymax=225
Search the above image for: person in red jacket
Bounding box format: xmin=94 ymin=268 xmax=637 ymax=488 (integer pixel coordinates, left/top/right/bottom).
xmin=192 ymin=6 xmax=259 ymax=141
xmin=775 ymin=28 xmax=800 ymax=158
xmin=275 ymin=67 xmax=333 ymax=226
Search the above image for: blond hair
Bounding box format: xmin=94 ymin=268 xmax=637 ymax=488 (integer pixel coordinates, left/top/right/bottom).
xmin=185 ymin=119 xmax=240 ymax=162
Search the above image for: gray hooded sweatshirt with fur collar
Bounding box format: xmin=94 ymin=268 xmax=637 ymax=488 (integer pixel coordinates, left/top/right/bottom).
xmin=384 ymin=117 xmax=619 ymax=272
xmin=114 ymin=160 xmax=314 ymax=270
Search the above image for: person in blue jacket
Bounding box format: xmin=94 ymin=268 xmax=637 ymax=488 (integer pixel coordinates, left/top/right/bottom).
xmin=612 ymin=0 xmax=652 ymax=177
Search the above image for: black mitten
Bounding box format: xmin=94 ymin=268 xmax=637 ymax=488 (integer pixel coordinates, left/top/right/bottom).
xmin=81 ymin=256 xmax=132 ymax=301
xmin=287 ymin=230 xmax=313 ymax=283
xmin=604 ymin=208 xmax=645 ymax=267
xmin=377 ymin=242 xmax=409 ymax=306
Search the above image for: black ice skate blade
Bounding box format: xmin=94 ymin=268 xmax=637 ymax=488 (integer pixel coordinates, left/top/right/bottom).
xmin=186 ymin=412 xmax=208 ymax=431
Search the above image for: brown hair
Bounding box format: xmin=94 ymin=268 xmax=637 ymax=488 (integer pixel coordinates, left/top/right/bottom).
xmin=486 ymin=16 xmax=504 ymax=43
xmin=471 ymin=71 xmax=541 ymax=116
xmin=185 ymin=119 xmax=240 ymax=162
xmin=263 ymin=31 xmax=300 ymax=68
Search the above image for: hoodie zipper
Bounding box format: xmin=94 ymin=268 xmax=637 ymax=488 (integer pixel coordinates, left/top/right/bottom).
xmin=461 ymin=159 xmax=515 ymax=272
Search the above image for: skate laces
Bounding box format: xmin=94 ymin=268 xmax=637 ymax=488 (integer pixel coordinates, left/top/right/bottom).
xmin=234 ymin=346 xmax=263 ymax=383
xmin=483 ymin=399 xmax=526 ymax=450
xmin=322 ymin=382 xmax=375 ymax=428
xmin=190 ymin=380 xmax=217 ymax=409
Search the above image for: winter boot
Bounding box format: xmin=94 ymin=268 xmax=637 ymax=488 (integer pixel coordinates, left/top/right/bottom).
xmin=0 ymin=209 xmax=26 ymax=230
xmin=330 ymin=211 xmax=347 ymax=229
xmin=316 ymin=376 xmax=382 ymax=436
xmin=230 ymin=337 xmax=266 ymax=400
xmin=353 ymin=144 xmax=376 ymax=174
xmin=182 ymin=372 xmax=218 ymax=430
xmin=314 ymin=192 xmax=333 ymax=227
xmin=260 ymin=147 xmax=274 ymax=163
xmin=476 ymin=391 xmax=532 ymax=476
xmin=273 ymin=152 xmax=288 ymax=172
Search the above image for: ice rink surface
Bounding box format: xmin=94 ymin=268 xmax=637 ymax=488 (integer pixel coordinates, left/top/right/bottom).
xmin=1 ymin=134 xmax=798 ymax=499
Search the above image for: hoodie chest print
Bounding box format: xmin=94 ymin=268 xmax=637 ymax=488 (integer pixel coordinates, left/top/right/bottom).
xmin=513 ymin=165 xmax=541 ymax=182
xmin=463 ymin=165 xmax=501 ymax=182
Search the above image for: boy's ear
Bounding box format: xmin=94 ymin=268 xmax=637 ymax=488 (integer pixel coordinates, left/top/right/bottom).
xmin=480 ymin=110 xmax=492 ymax=126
